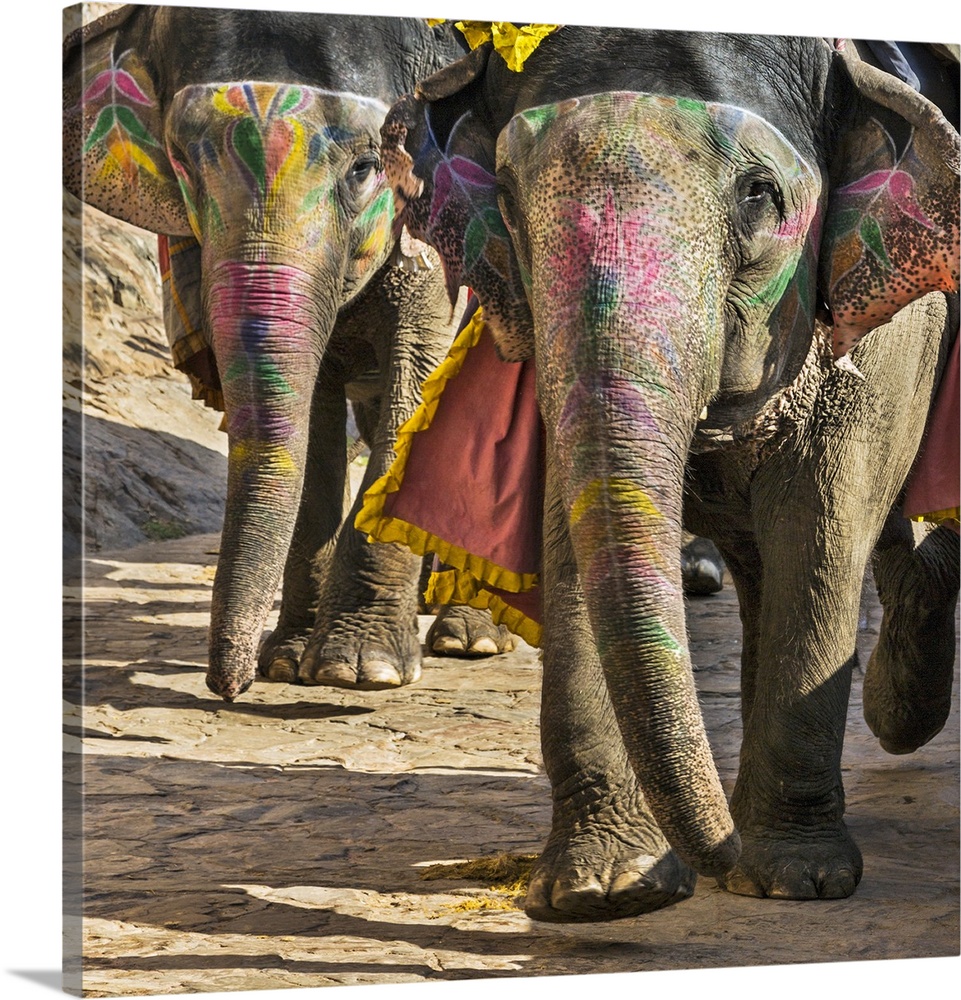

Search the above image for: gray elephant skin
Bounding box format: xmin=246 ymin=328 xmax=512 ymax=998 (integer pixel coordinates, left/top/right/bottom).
xmin=62 ymin=5 xmax=510 ymax=701
xmin=380 ymin=28 xmax=960 ymax=920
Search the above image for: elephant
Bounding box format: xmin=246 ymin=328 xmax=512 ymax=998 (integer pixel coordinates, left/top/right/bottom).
xmin=62 ymin=4 xmax=522 ymax=702
xmin=369 ymin=25 xmax=960 ymax=920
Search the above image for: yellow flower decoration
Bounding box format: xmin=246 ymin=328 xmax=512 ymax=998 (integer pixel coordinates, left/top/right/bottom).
xmin=428 ymin=19 xmax=560 ymax=71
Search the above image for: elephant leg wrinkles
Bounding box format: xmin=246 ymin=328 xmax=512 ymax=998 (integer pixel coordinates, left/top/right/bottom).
xmin=718 ymin=308 xmax=950 ymax=898
xmin=526 ymin=466 xmax=696 ymax=921
xmin=259 ymin=380 xmax=351 ymax=683
xmin=721 ymin=460 xmax=869 ymax=900
xmin=297 ymin=269 xmax=468 ymax=688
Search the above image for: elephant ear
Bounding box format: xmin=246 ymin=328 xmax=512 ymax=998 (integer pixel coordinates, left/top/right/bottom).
xmin=821 ymin=46 xmax=959 ymax=359
xmin=63 ymin=8 xmax=192 ymax=235
xmin=381 ymin=43 xmax=535 ymax=361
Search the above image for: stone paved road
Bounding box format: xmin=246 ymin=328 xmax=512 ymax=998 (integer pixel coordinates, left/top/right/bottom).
xmin=63 ymin=533 xmax=959 ymax=998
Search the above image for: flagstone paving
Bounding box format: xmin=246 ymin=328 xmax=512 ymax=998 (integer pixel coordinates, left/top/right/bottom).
xmin=64 ymin=533 xmax=959 ymax=997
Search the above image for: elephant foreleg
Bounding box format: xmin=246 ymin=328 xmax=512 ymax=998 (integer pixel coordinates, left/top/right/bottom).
xmin=721 ymin=475 xmax=869 ymax=900
xmin=525 ymin=466 xmax=696 ymax=922
xmin=297 ymin=267 xmax=463 ymax=689
xmin=258 ymin=381 xmax=350 ymax=683
xmin=863 ymin=513 xmax=959 ymax=754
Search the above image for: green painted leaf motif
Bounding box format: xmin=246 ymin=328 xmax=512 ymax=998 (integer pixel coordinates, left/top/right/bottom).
xmin=356 ymin=188 xmax=394 ymax=228
xmin=827 ymin=208 xmax=862 ymax=238
xmin=301 ymin=186 xmax=328 ymax=213
xmin=203 ymin=197 xmax=224 ymax=236
xmin=480 ymin=205 xmax=508 ymax=238
xmin=278 ymin=87 xmax=302 ymax=117
xmin=254 ymin=359 xmax=295 ymax=396
xmin=677 ymin=97 xmax=707 ymax=114
xmin=463 ymin=216 xmax=486 ymax=271
xmin=83 ymin=106 xmax=117 ymax=152
xmin=175 ymin=175 xmax=198 ymax=218
xmin=233 ymin=117 xmax=266 ymax=192
xmin=747 ymin=258 xmax=797 ymax=308
xmin=523 ymin=104 xmax=559 ymax=131
xmin=859 ymin=215 xmax=891 ymax=268
xmin=644 ymin=618 xmax=683 ymax=655
xmin=225 ymin=357 xmax=250 ymax=383
xmin=114 ymin=106 xmax=160 ymax=146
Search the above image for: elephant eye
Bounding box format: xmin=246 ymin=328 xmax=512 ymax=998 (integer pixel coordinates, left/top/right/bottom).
xmin=348 ymin=154 xmax=380 ymax=187
xmin=736 ymin=172 xmax=783 ymax=234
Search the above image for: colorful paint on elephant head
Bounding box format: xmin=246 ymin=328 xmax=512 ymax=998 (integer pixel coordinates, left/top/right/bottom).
xmin=164 ymin=84 xmax=393 ymax=256
xmin=500 ymin=93 xmax=822 ymax=405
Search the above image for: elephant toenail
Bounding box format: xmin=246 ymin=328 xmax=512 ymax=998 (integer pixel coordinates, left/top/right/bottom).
xmin=467 ymin=637 xmax=499 ymax=655
xmin=266 ymin=658 xmax=297 ymax=683
xmin=356 ymin=660 xmax=404 ymax=689
xmin=431 ymin=635 xmax=467 ymax=654
xmin=305 ymin=662 xmax=357 ymax=687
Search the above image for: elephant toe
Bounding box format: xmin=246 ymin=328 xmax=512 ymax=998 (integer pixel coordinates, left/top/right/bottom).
xmin=356 ymin=658 xmax=417 ymax=689
xmin=301 ymin=660 xmax=358 ymax=688
xmin=258 ymin=627 xmax=310 ymax=683
xmin=299 ymin=651 xmax=421 ymax=689
xmin=430 ymin=633 xmax=470 ymax=655
xmin=263 ymin=656 xmax=298 ymax=683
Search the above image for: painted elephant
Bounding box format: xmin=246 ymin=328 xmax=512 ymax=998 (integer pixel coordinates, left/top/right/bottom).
xmin=62 ymin=5 xmax=523 ymax=701
xmin=375 ymin=27 xmax=959 ymax=920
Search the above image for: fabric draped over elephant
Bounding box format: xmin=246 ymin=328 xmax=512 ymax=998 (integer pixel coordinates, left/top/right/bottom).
xmin=63 ymin=5 xmax=530 ymax=702
xmin=356 ymin=26 xmax=959 ymax=921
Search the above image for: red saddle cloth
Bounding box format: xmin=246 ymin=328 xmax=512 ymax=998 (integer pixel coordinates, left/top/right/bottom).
xmin=355 ymin=298 xmax=545 ymax=645
xmin=902 ymin=331 xmax=960 ymax=534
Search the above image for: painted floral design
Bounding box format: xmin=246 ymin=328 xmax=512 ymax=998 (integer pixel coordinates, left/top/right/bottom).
xmin=428 ymin=152 xmax=512 ymax=282
xmin=82 ymin=49 xmax=163 ymax=186
xmin=827 ymin=122 xmax=936 ymax=291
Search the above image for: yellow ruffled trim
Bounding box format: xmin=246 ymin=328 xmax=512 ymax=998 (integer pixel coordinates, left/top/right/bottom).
xmin=426 ymin=570 xmax=542 ymax=648
xmin=355 ymin=305 xmax=542 ymax=644
xmin=909 ymin=507 xmax=960 ymax=531
xmin=428 ymin=20 xmax=560 ymax=71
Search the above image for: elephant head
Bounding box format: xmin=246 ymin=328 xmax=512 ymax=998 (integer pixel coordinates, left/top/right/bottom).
xmin=382 ymin=29 xmax=959 ymax=876
xmin=63 ymin=7 xmax=466 ymax=699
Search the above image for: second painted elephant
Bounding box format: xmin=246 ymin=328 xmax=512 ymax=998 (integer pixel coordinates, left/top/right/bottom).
xmin=376 ymin=27 xmax=959 ymax=919
xmin=62 ymin=5 xmax=523 ymax=701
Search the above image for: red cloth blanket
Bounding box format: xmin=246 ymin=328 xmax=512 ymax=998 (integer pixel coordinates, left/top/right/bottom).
xmin=902 ymin=331 xmax=960 ymax=534
xmin=355 ymin=298 xmax=545 ymax=645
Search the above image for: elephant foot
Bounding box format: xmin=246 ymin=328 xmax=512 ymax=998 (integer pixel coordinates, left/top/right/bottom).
xmin=716 ymin=826 xmax=862 ymax=899
xmin=524 ymin=823 xmax=696 ymax=922
xmin=865 ymin=521 xmax=959 ymax=754
xmin=426 ymin=606 xmax=517 ymax=657
xmin=681 ymin=535 xmax=725 ymax=595
xmin=297 ymin=623 xmax=423 ymax=690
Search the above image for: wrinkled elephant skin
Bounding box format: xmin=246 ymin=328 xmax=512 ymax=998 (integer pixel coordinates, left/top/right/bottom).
xmin=382 ymin=29 xmax=959 ymax=920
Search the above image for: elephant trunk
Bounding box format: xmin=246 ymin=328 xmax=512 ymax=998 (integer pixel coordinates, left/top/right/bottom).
xmin=534 ymin=197 xmax=739 ymax=877
xmin=205 ymin=259 xmax=326 ymax=700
